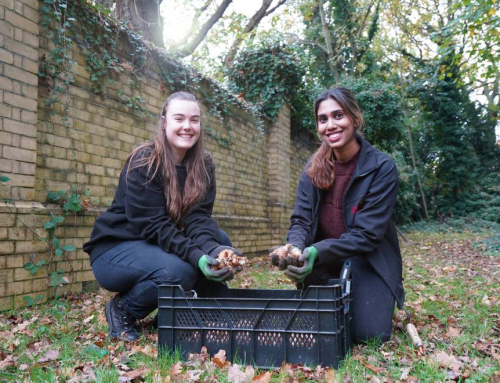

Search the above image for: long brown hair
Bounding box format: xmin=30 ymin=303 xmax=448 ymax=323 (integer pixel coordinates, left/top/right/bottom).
xmin=306 ymin=87 xmax=365 ymax=190
xmin=126 ymin=91 xmax=211 ymax=225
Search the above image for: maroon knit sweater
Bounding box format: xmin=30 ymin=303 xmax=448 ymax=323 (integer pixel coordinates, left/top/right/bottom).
xmin=316 ymin=149 xmax=360 ymax=242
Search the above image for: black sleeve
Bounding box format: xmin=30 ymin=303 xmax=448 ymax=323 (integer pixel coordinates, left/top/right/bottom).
xmin=183 ymin=161 xmax=221 ymax=256
xmin=286 ymin=171 xmax=316 ymax=251
xmin=123 ymin=161 xmax=205 ymax=267
xmin=314 ymin=159 xmax=399 ymax=265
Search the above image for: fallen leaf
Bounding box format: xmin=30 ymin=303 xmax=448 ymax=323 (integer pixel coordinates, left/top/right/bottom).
xmin=434 ymin=351 xmax=462 ymax=373
xmin=170 ymin=361 xmax=182 ymax=377
xmin=212 ymin=349 xmax=231 ymax=368
xmin=253 ymin=371 xmax=271 ymax=382
xmin=37 ymin=349 xmax=59 ymax=363
xmin=84 ymin=316 xmax=94 ymax=324
xmin=492 ymin=347 xmax=500 ymax=364
xmin=0 ymin=355 xmax=15 ymax=370
xmin=445 ymin=326 xmax=461 ymax=338
xmin=400 ymin=367 xmax=411 ymax=380
xmin=228 ymin=364 xmax=254 ymax=383
xmin=119 ymin=368 xmax=150 ymax=382
xmin=364 ymin=363 xmax=386 ymax=373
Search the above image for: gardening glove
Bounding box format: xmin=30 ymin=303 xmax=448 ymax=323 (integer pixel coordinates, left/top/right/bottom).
xmin=285 ymin=246 xmax=319 ymax=283
xmin=198 ymin=255 xmax=234 ymax=283
xmin=270 ymin=245 xmax=302 ymax=271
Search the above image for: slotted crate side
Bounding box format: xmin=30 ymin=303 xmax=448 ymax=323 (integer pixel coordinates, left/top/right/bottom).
xmin=157 ymin=282 xmax=352 ymax=368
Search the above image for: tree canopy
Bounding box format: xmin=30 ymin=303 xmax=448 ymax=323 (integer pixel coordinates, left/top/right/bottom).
xmin=100 ymin=0 xmax=499 ymax=224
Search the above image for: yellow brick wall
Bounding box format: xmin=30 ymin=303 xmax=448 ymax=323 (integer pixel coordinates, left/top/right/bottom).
xmin=0 ymin=2 xmax=316 ymax=310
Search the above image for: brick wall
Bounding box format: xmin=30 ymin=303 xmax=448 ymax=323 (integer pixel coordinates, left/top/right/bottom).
xmin=0 ymin=2 xmax=317 ymax=310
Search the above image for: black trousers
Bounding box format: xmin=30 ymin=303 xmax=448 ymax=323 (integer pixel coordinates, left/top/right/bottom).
xmin=301 ymin=255 xmax=395 ymax=344
xmin=92 ymin=229 xmax=232 ymax=319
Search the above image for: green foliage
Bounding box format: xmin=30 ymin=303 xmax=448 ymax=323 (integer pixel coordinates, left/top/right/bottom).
xmin=389 ymin=150 xmax=421 ymax=224
xmin=342 ymin=77 xmax=405 ymax=152
xmin=226 ymin=37 xmax=317 ymax=133
xmin=0 ymin=176 xmax=11 ymax=183
xmin=472 ymin=234 xmax=500 ymax=257
xmin=20 ymin=188 xmax=95 ymax=305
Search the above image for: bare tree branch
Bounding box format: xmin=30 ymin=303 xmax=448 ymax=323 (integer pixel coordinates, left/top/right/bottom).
xmin=224 ymin=0 xmax=284 ymax=67
xmin=177 ymin=0 xmax=233 ymax=58
xmin=264 ymin=0 xmax=287 ymax=17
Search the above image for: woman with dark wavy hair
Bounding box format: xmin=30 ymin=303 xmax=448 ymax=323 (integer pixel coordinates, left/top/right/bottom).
xmin=84 ymin=91 xmax=241 ymax=341
xmin=272 ymin=87 xmax=404 ymax=343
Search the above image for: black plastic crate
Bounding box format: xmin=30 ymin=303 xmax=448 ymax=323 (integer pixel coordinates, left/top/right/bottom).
xmin=157 ymin=279 xmax=352 ymax=368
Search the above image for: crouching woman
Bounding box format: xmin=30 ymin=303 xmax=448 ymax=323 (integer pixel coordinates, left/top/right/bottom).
xmin=275 ymin=87 xmax=404 ymax=344
xmin=84 ymin=91 xmax=239 ymax=341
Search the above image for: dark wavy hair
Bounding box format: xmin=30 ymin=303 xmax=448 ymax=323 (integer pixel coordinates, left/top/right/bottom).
xmin=306 ymin=87 xmax=365 ymax=189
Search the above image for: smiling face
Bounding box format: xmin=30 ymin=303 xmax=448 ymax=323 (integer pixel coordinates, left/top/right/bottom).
xmin=316 ymin=97 xmax=360 ymax=161
xmin=164 ymin=99 xmax=201 ymax=165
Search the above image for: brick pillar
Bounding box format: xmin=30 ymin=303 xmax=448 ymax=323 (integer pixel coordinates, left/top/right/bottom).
xmin=0 ymin=0 xmax=39 ymax=201
xmin=268 ymin=104 xmax=292 ymax=244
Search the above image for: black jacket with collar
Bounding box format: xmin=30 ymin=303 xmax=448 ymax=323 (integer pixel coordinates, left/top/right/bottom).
xmin=83 ymin=149 xmax=221 ymax=267
xmin=287 ymin=135 xmax=404 ymax=308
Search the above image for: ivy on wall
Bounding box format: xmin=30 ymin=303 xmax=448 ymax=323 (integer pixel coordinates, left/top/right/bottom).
xmin=39 ymin=0 xmax=266 ymax=149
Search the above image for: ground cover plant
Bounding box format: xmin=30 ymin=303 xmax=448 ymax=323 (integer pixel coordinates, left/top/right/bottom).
xmin=1 ymin=224 xmax=499 ymax=382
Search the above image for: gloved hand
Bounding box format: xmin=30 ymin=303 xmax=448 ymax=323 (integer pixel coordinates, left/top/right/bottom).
xmin=198 ymin=255 xmax=234 ymax=283
xmin=209 ymin=245 xmax=243 ymax=258
xmin=285 ymin=246 xmax=319 ymax=283
xmin=270 ymin=244 xmax=302 ymax=271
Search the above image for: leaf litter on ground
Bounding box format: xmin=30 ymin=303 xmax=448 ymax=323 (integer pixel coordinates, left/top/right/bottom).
xmin=0 ymin=230 xmax=499 ymax=381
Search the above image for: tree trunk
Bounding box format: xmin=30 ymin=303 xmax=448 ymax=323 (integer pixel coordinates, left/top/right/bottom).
xmin=318 ymin=0 xmax=339 ymax=85
xmin=117 ymin=0 xmax=164 ymax=48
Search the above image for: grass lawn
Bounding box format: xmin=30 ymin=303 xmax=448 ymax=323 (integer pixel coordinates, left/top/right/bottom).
xmin=1 ymin=225 xmax=499 ymax=382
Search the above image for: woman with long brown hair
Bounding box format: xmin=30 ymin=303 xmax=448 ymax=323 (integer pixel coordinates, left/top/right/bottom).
xmin=272 ymin=87 xmax=404 ymax=343
xmin=84 ymin=91 xmax=240 ymax=341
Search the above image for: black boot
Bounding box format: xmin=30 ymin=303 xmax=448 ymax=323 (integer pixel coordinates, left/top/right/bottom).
xmin=105 ymin=295 xmax=141 ymax=341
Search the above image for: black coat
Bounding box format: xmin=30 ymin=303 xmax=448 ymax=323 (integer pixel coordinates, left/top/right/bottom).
xmin=287 ymin=136 xmax=404 ymax=308
xmin=84 ymin=149 xmax=221 ymax=267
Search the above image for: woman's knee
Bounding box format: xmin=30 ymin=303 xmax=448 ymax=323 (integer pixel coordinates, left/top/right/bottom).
xmin=155 ymin=261 xmax=199 ymax=291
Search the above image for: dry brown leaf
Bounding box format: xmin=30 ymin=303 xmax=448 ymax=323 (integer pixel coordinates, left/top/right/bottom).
xmin=0 ymin=355 xmax=15 ymax=370
xmin=227 ymin=364 xmax=254 ymax=383
xmin=445 ymin=326 xmax=461 ymax=338
xmin=119 ymin=367 xmax=150 ymax=381
xmin=434 ymin=351 xmax=462 ymax=373
xmin=323 ymin=369 xmax=335 ymax=383
xmin=252 ymin=371 xmax=272 ymax=382
xmin=363 ymin=363 xmax=386 ymax=374
xmin=187 ymin=369 xmax=203 ymax=381
xmin=37 ymin=349 xmax=59 ymax=363
xmin=212 ymin=355 xmax=231 ymax=369
xmin=170 ymin=361 xmax=183 ymax=377
xmin=492 ymin=347 xmax=500 ymax=364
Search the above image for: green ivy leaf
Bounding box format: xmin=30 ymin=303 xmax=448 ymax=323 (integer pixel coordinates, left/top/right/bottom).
xmin=0 ymin=176 xmax=10 ymax=183
xmin=52 ymin=216 xmax=65 ymax=224
xmin=53 ymin=237 xmax=60 ymax=249
xmin=23 ymin=262 xmax=34 ymax=270
xmin=44 ymin=221 xmax=55 ymax=230
xmin=23 ymin=296 xmax=35 ymax=307
xmin=55 ymin=249 xmax=63 ymax=257
xmin=47 ymin=191 xmax=60 ymax=201
xmin=62 ymin=244 xmax=76 ymax=252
